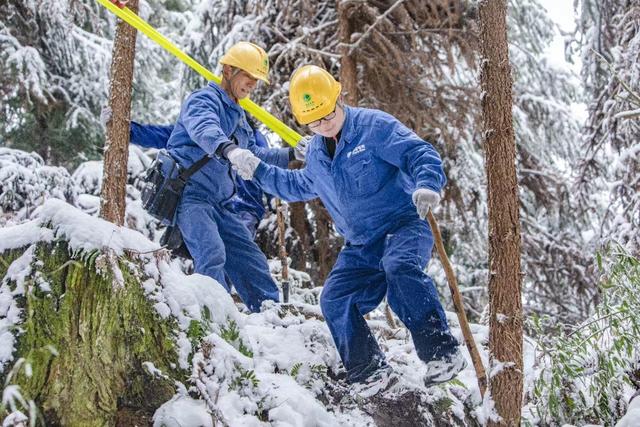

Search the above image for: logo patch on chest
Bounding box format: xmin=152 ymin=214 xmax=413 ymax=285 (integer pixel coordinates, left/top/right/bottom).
xmin=346 ymin=144 xmax=366 ymax=158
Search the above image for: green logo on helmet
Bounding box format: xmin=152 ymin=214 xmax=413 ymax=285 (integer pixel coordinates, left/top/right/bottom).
xmin=303 ymin=93 xmax=313 ymax=106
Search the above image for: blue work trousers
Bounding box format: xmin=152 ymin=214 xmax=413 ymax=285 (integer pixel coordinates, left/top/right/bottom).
xmin=320 ymin=219 xmax=459 ymax=383
xmin=177 ymin=192 xmax=279 ymax=313
xmin=236 ymin=210 xmax=260 ymax=239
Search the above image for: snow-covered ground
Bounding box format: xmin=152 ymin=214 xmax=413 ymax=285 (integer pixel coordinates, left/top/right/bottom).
xmin=0 ymin=147 xmax=514 ymax=425
xmin=1 ymin=194 xmax=521 ymax=425
xmin=1 ymin=146 xmax=636 ymax=426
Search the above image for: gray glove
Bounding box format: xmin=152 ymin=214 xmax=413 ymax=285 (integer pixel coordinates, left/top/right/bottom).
xmin=227 ymin=147 xmax=261 ymax=180
xmin=100 ymin=105 xmax=112 ymax=128
xmin=294 ymin=135 xmax=312 ymax=161
xmin=412 ymin=188 xmax=441 ymax=219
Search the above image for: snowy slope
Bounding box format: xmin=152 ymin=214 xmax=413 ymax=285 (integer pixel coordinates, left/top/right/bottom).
xmin=0 ymin=149 xmax=539 ymax=426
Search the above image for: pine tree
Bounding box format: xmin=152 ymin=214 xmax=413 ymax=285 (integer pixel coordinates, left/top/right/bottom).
xmin=0 ymin=0 xmax=187 ymax=167
xmin=479 ymin=0 xmax=523 ymax=424
xmin=0 ymin=0 xmax=112 ymax=165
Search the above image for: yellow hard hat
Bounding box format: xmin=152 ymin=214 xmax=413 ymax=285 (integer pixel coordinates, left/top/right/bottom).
xmin=289 ymin=65 xmax=342 ymax=125
xmin=219 ymin=41 xmax=270 ymax=84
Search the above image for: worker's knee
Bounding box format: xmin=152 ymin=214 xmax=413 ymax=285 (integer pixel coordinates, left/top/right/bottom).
xmin=319 ymin=282 xmax=349 ymax=320
xmin=382 ymin=255 xmax=423 ymax=281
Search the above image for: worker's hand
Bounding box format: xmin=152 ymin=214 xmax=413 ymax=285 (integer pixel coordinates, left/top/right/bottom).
xmin=100 ymin=106 xmax=112 ymax=128
xmin=227 ymin=147 xmax=261 ymax=180
xmin=294 ymin=135 xmax=312 ymax=161
xmin=412 ymin=188 xmax=441 ymax=219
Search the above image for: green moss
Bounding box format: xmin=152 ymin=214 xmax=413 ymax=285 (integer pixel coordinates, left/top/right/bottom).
xmin=1 ymin=241 xmax=188 ymax=426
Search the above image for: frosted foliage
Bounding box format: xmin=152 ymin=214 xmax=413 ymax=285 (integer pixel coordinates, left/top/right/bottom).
xmin=0 ymin=1 xmax=112 ymax=132
xmin=0 ymin=0 xmax=184 ymax=164
xmin=576 ymin=0 xmax=640 ymax=254
xmin=0 ymin=148 xmax=76 ymax=225
xmin=433 ymin=0 xmax=594 ymax=322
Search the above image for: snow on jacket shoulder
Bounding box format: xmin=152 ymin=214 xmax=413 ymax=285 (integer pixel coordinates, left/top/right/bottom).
xmin=255 ymin=106 xmax=447 ymax=244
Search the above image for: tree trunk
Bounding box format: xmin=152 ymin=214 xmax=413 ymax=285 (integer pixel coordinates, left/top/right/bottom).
xmin=0 ymin=242 xmax=183 ymax=425
xmin=478 ymin=0 xmax=524 ymax=425
xmin=338 ymin=0 xmax=358 ymax=104
xmin=288 ymin=201 xmax=313 ymax=274
xmin=310 ymin=200 xmax=338 ymax=283
xmin=100 ymin=0 xmax=139 ymax=226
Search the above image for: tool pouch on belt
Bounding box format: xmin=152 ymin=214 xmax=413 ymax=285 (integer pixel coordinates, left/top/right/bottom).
xmin=159 ymin=225 xmax=192 ymax=259
xmin=141 ymin=150 xmax=210 ymax=224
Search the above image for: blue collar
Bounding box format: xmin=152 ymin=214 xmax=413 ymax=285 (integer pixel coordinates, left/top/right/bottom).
xmin=339 ymin=105 xmax=355 ymax=144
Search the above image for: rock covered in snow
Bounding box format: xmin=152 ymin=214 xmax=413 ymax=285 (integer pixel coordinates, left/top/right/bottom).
xmin=153 ymin=396 xmax=214 ymax=427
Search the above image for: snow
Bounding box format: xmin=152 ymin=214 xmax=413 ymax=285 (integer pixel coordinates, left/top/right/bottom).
xmin=0 ymin=223 xmax=53 ymax=254
xmin=475 ymin=390 xmax=501 ymax=425
xmin=71 ymin=161 xmax=103 ymax=196
xmin=489 ymin=360 xmax=516 ymax=379
xmin=0 ymin=149 xmax=556 ymax=425
xmin=259 ymin=374 xmax=338 ymax=426
xmin=537 ymin=0 xmax=581 ymax=73
xmin=158 ymin=264 xmax=239 ymax=330
xmin=1 ymin=385 xmax=33 ymax=425
xmin=242 ymin=314 xmax=337 ymax=375
xmin=1 ymin=0 xmax=634 ymax=421
xmin=153 ymin=396 xmax=213 ymax=427
xmin=616 ymin=395 xmax=640 ymax=427
xmin=0 ymin=245 xmax=37 ymax=372
xmin=2 ymin=410 xmax=28 ymax=427
xmin=33 ymin=198 xmax=158 ymax=255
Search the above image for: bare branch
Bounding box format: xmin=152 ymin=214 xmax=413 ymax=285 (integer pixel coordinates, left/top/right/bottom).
xmin=344 ymin=0 xmax=407 ymax=56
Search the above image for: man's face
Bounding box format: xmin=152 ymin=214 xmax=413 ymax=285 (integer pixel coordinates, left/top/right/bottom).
xmin=308 ymin=104 xmax=345 ymax=138
xmin=226 ymin=66 xmax=258 ymax=100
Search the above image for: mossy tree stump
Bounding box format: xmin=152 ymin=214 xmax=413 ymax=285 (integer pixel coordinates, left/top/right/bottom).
xmin=0 ymin=241 xmax=187 ymax=426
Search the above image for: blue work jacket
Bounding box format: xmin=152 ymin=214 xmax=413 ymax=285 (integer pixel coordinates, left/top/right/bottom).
xmin=166 ymin=82 xmax=290 ymax=203
xmin=253 ymin=106 xmax=446 ymax=245
xmin=130 ymin=123 xmax=171 ymax=149
xmin=130 ymin=119 xmax=271 ymax=220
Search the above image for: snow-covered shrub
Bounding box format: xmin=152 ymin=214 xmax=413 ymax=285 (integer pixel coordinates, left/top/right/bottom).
xmin=0 ymin=148 xmax=76 ymax=224
xmin=71 ymin=145 xmax=154 ymax=196
xmin=532 ymin=246 xmax=640 ymax=425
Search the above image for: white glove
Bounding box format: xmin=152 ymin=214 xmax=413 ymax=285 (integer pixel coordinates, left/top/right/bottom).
xmin=412 ymin=188 xmax=441 ymax=219
xmin=227 ymin=148 xmax=261 ymax=180
xmin=100 ymin=105 xmax=112 ymax=128
xmin=294 ymin=135 xmax=312 ymax=161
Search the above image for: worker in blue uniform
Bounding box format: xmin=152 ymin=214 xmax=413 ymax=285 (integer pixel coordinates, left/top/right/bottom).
xmin=225 ymin=65 xmax=466 ymax=391
xmin=101 ymin=43 xmax=308 ymax=313
xmin=165 ymin=41 xmax=286 ymax=313
xmin=122 ymin=118 xmax=273 ymax=237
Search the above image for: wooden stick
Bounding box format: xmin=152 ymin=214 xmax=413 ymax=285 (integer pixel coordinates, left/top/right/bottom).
xmin=384 ymin=302 xmax=398 ymax=329
xmin=275 ymin=198 xmax=290 ymax=303
xmin=427 ymin=210 xmax=487 ymax=397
